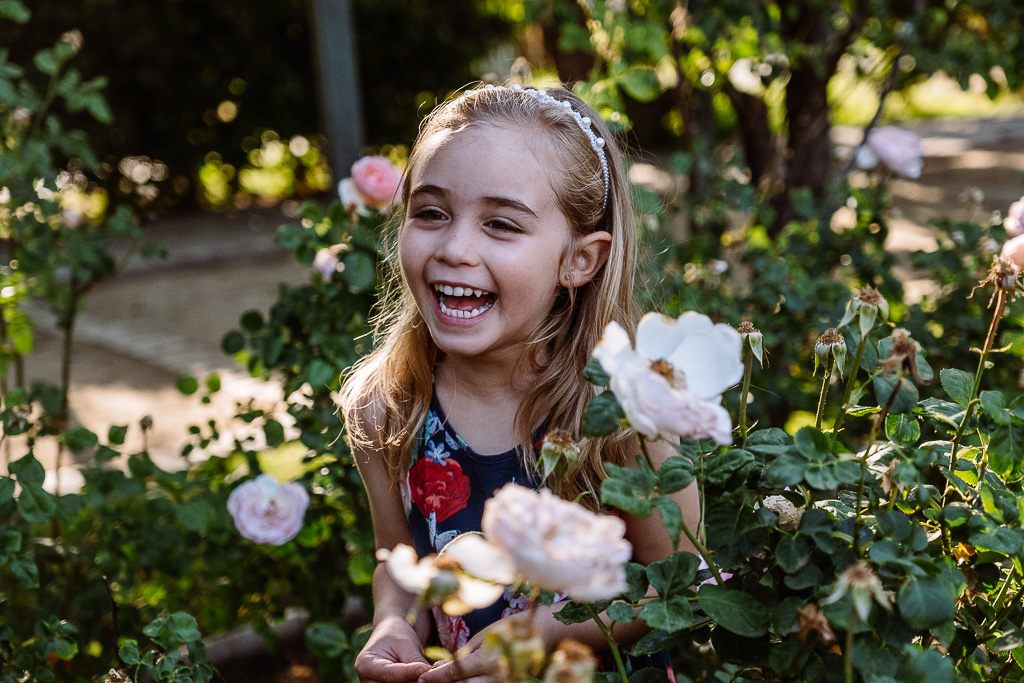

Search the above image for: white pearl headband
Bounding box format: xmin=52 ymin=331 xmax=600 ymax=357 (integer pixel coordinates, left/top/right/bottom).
xmin=479 ymin=83 xmax=610 ymax=210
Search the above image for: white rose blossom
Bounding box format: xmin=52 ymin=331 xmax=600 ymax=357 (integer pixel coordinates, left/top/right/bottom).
xmin=593 ymin=312 xmax=744 ymax=445
xmin=376 ymin=543 xmax=505 ymax=615
xmin=480 ymin=484 xmax=632 ymax=602
xmin=227 ymin=474 xmax=310 ymax=545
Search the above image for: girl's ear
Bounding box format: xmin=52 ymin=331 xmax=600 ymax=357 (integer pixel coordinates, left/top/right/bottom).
xmin=561 ymin=230 xmax=612 ymax=288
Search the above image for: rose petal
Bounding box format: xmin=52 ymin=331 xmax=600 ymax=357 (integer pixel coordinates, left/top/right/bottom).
xmin=670 ymin=324 xmax=744 ymax=400
xmin=442 ymin=533 xmax=518 ymax=584
xmin=635 ymin=311 xmax=712 ymax=362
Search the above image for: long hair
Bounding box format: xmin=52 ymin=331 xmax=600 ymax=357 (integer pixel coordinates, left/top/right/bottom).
xmin=338 ymin=83 xmax=639 ymax=509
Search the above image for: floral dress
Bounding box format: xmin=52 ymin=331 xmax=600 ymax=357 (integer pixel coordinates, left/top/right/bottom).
xmin=403 ymin=394 xmax=675 ymax=679
xmin=404 ymin=395 xmax=542 ymax=651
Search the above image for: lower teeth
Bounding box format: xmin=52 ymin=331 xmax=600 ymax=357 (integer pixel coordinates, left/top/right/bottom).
xmin=439 ymin=296 xmax=491 ymax=319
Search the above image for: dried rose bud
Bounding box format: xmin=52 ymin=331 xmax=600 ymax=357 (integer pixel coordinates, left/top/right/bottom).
xmin=838 ymin=285 xmax=889 ymax=339
xmin=762 ymin=494 xmax=805 ymax=533
xmin=484 ymin=618 xmax=545 ymax=681
xmin=813 ymin=328 xmax=846 ymax=375
xmin=821 ymin=562 xmax=893 ymax=622
xmin=539 ymin=429 xmax=580 ymax=491
xmin=737 ymin=320 xmax=765 ymax=367
xmin=106 ymin=670 xmax=132 ymax=683
xmin=60 ymin=29 xmax=84 ymax=52
xmin=796 ymin=604 xmax=836 ymax=645
xmin=9 ymin=108 xmax=30 ymax=129
xmin=974 ymin=256 xmax=1024 ymax=304
xmin=882 ymin=328 xmax=927 ymax=384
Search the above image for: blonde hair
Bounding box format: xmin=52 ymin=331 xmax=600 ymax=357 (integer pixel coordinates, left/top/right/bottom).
xmin=338 ymin=84 xmax=639 ymax=508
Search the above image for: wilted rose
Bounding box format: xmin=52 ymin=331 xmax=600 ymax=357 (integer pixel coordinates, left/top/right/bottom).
xmin=542 ymin=641 xmax=597 ymax=683
xmin=856 ymin=126 xmax=923 ymax=179
xmin=593 ymin=312 xmax=743 ymax=445
xmin=227 ymin=474 xmax=309 ymax=545
xmin=482 ymin=484 xmax=631 ymax=601
xmin=349 ymin=155 xmax=402 ymax=209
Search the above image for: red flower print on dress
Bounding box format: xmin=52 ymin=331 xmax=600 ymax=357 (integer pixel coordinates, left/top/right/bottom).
xmin=433 ymin=607 xmax=470 ymax=652
xmin=409 ymin=457 xmax=471 ymax=523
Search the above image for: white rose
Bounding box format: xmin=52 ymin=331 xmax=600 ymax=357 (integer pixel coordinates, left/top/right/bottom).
xmin=227 ymin=474 xmax=309 ymax=545
xmin=593 ymin=312 xmax=744 ymax=445
xmin=377 ymin=543 xmax=504 ymax=615
xmin=481 ymin=484 xmax=631 ymax=602
xmin=1004 ymin=196 xmax=1024 ymax=237
xmin=312 ymin=246 xmax=341 ymax=280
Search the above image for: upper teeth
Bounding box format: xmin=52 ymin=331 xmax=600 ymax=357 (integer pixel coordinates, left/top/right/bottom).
xmin=434 ymin=284 xmax=487 ymax=297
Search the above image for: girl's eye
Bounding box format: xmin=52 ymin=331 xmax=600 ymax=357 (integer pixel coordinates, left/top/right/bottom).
xmin=414 ymin=207 xmax=446 ymax=221
xmin=487 ymin=219 xmax=522 ymax=234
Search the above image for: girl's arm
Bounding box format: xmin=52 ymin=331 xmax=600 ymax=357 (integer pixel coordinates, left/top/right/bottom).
xmin=351 ymin=408 xmax=433 ymax=683
xmin=417 ymin=439 xmax=701 ymax=683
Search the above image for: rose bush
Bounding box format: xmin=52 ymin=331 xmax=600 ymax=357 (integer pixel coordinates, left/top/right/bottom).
xmin=338 ymin=155 xmax=403 ymax=212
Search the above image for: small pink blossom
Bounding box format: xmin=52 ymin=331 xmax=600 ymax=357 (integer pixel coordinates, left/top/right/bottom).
xmin=856 ymin=126 xmax=923 ymax=179
xmin=348 ymin=155 xmax=402 ymax=209
xmin=312 ymin=246 xmax=341 ymax=279
xmin=1005 ymin=196 xmax=1024 ymax=237
xmin=227 ymin=474 xmax=309 ymax=545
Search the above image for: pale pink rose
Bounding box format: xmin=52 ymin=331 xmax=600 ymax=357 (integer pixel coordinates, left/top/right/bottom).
xmin=860 ymin=126 xmax=923 ymax=179
xmin=312 ymin=246 xmax=340 ymax=279
xmin=593 ymin=312 xmax=744 ymax=445
xmin=337 ymin=178 xmax=366 ymax=212
xmin=1001 ymin=234 xmax=1024 ymax=267
xmin=227 ymin=474 xmax=309 ymax=545
xmin=350 ymin=155 xmax=402 ymax=209
xmin=1004 ymin=197 xmax=1024 ymax=237
xmin=481 ymin=484 xmax=631 ymax=602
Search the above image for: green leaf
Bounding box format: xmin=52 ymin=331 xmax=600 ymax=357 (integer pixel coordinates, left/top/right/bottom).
xmin=622 ymin=67 xmax=661 ymax=102
xmin=305 ymin=622 xmax=348 ymax=659
xmin=554 ymin=601 xmax=593 ymax=625
xmin=653 ymin=497 xmax=683 ymax=549
xmin=990 ymin=629 xmax=1024 ymax=652
xmin=10 ymin=558 xmax=38 ymax=588
xmin=629 ymin=629 xmax=684 ymax=657
xmin=885 ymin=414 xmax=920 ymax=445
xmin=794 ymin=427 xmax=830 ymax=458
xmin=222 ymin=330 xmax=245 ymax=354
xmin=176 ymin=376 xmax=199 ymax=395
xmin=119 ymin=639 xmax=141 ymax=666
xmin=51 ymin=637 xmax=77 ymax=660
xmin=702 ymin=449 xmax=755 ymax=487
xmin=0 ymin=0 xmax=31 ymax=23
xmin=940 ymin=368 xmax=973 ymax=408
xmin=343 ymin=252 xmax=376 ymax=292
xmin=647 ymin=552 xmax=700 ymax=596
xmin=168 ymin=612 xmax=202 ymax=643
xmin=0 ymin=476 xmax=14 ymax=503
xmin=981 ymin=390 xmax=1010 ymax=425
xmin=175 ymin=500 xmax=215 ymax=533
xmin=306 ymin=359 xmax=336 ymax=389
xmin=60 ymin=427 xmax=98 ymax=452
xmin=240 ymin=309 xmax=265 ymax=332
xmin=628 ymin=669 xmax=671 ymax=683
xmin=347 ymin=552 xmax=375 ymax=585
xmin=107 ymin=424 xmax=128 ymax=446
xmin=639 ymin=595 xmax=693 ymax=631
xmin=873 ymin=374 xmax=919 ymax=414
xmin=697 ymin=584 xmax=768 ymax=637
xmin=601 ymin=461 xmax=656 ymax=517
xmin=744 ymin=428 xmax=793 ymax=456
xmin=607 ymin=601 xmax=637 ymax=624
xmin=657 ymin=456 xmax=694 ymax=493
xmin=897 ymin=577 xmax=955 ymax=629
xmin=581 ymin=391 xmax=625 ymax=437
xmin=582 ymin=359 xmax=609 ymax=386
xmin=33 ymin=49 xmax=57 ymax=75
xmin=988 ymin=423 xmax=1024 ymax=483
xmin=263 ymin=419 xmax=285 ymax=447
xmin=775 ymin=535 xmax=810 ymax=573
xmin=901 ymin=643 xmax=953 ymax=683
xmin=624 ymin=562 xmax=649 ymax=602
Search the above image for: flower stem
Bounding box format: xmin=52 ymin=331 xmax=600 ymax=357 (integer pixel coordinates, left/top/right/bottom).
xmin=586 ymin=604 xmax=628 ymax=683
xmin=947 ymin=290 xmax=1006 ymax=479
xmin=831 ymin=331 xmax=868 ymax=443
xmin=738 ymin=344 xmax=754 ymax=444
xmin=844 ymin=606 xmax=857 ymax=683
xmin=853 ymin=378 xmax=898 ymax=557
xmin=815 ymin=361 xmax=834 ymax=430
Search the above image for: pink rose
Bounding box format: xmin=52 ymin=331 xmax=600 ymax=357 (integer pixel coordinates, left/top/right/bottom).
xmin=1001 ymin=234 xmax=1024 ymax=268
xmin=227 ymin=474 xmax=309 ymax=545
xmin=349 ymin=155 xmax=402 ymax=209
xmin=856 ymin=126 xmax=923 ymax=179
xmin=1005 ymin=196 xmax=1024 ymax=237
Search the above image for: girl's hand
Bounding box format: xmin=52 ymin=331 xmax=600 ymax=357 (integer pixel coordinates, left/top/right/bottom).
xmin=416 ymin=634 xmax=501 ymax=683
xmin=356 ymin=616 xmax=432 ymax=683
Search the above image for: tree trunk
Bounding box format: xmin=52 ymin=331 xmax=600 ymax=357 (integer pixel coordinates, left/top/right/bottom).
xmin=724 ymin=85 xmax=774 ymax=188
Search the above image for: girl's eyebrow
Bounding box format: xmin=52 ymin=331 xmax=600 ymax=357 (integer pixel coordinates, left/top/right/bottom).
xmin=409 ymin=184 xmax=538 ymax=220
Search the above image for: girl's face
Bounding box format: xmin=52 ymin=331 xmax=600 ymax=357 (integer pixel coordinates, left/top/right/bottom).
xmin=399 ymin=124 xmax=572 ymax=366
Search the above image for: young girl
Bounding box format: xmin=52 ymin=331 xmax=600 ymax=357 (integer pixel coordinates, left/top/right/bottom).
xmin=339 ymin=83 xmax=700 ymax=683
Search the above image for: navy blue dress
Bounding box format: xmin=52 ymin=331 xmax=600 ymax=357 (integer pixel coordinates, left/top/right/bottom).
xmin=403 ymin=394 xmax=674 ymax=678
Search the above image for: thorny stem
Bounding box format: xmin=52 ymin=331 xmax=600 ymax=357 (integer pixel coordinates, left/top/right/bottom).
xmin=853 ymin=374 xmax=900 ymax=557
xmin=943 ymin=290 xmax=1007 ymax=500
xmin=103 ymin=576 xmax=125 ymax=669
xmin=738 ymin=344 xmax=754 ymax=444
xmin=979 ymin=573 xmax=1023 ymax=638
xmin=831 ymin=331 xmax=869 ymax=445
xmin=638 ymin=436 xmax=724 ymax=585
xmin=815 ymin=361 xmax=834 ymax=429
xmin=586 ymin=603 xmax=628 ymax=683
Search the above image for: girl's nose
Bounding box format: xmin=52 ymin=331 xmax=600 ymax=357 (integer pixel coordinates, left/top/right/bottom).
xmin=436 ymin=218 xmax=479 ymax=266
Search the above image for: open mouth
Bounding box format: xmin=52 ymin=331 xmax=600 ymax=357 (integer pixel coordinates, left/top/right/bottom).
xmin=433 ymin=283 xmax=496 ymax=319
